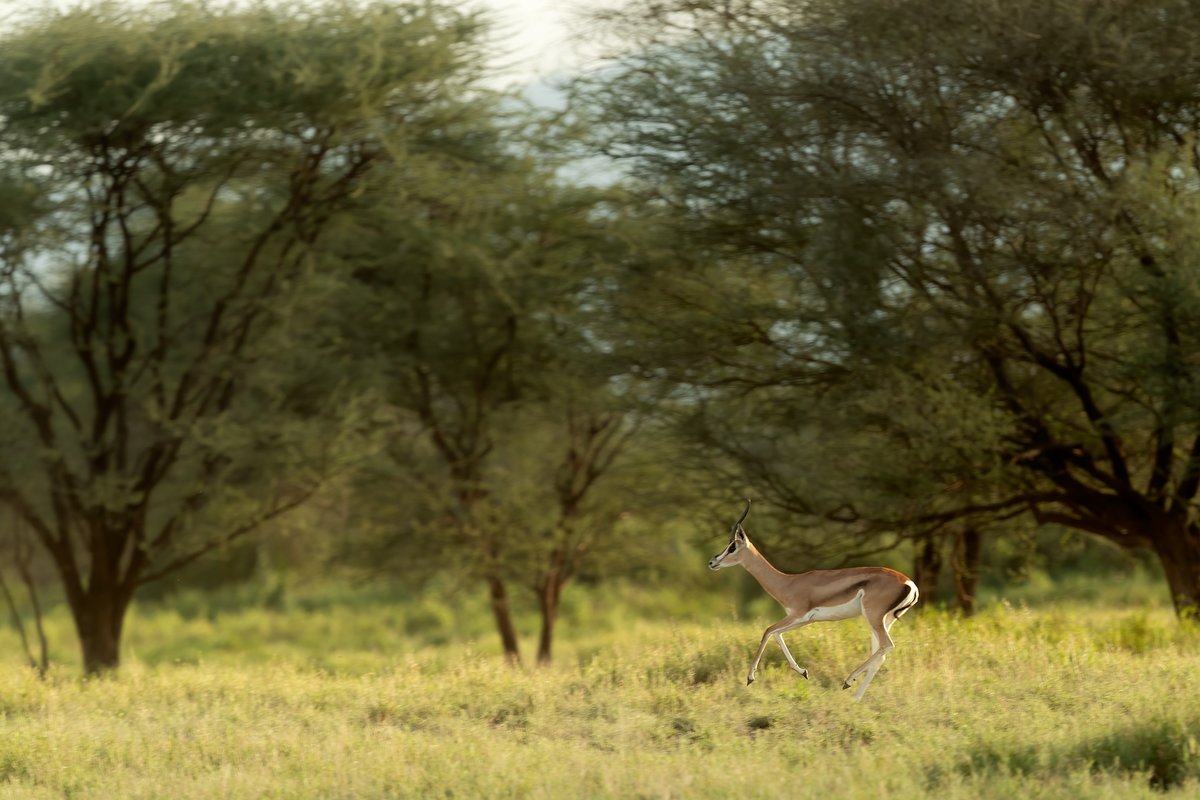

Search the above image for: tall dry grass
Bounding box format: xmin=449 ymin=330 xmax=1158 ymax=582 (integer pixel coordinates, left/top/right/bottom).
xmin=0 ymin=586 xmax=1196 ymax=798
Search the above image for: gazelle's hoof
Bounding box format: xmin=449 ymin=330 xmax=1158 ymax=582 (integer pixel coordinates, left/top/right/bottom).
xmin=800 ymin=669 xmax=809 ymax=680
xmin=747 ymin=676 xmax=755 ymax=685
xmin=842 ymin=680 xmax=852 ymax=690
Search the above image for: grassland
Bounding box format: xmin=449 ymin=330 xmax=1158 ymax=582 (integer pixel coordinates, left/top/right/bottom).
xmin=0 ymin=577 xmax=1197 ymax=799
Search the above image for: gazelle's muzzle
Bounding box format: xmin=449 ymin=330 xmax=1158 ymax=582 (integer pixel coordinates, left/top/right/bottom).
xmin=709 ymin=543 xmax=735 ymax=570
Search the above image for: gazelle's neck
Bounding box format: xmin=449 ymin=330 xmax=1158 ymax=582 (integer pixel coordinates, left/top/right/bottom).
xmin=739 ymin=541 xmax=794 ymax=607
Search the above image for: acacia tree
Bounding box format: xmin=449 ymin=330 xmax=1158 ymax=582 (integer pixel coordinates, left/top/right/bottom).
xmin=332 ymin=134 xmax=643 ymax=662
xmin=580 ymin=0 xmax=1200 ymax=613
xmin=531 ymin=400 xmax=635 ymax=663
xmin=0 ymin=0 xmax=488 ymax=672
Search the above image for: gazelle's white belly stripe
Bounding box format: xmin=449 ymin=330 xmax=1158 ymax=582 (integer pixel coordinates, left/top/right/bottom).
xmin=798 ymin=589 xmax=865 ymax=623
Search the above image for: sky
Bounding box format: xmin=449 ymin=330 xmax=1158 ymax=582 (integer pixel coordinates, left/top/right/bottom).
xmin=482 ymin=0 xmax=575 ymax=81
xmin=480 ymin=0 xmax=607 ymax=92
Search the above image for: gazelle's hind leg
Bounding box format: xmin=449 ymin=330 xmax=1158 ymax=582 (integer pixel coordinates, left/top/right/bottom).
xmin=853 ymin=613 xmax=902 ymax=699
xmin=853 ymin=653 xmax=886 ymax=701
xmin=842 ymin=618 xmax=894 ymax=701
xmin=844 ymin=581 xmax=917 ymax=700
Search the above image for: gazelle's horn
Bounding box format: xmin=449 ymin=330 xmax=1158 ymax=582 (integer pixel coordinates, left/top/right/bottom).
xmin=734 ymin=498 xmax=751 ymax=526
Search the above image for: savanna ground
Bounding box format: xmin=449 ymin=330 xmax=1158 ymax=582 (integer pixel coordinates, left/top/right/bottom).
xmin=0 ymin=569 xmax=1197 ymax=799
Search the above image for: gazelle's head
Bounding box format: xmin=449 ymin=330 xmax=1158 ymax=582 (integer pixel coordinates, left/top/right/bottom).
xmin=708 ymin=499 xmax=752 ymax=570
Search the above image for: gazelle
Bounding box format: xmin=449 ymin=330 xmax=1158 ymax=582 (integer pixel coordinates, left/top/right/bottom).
xmin=708 ymin=500 xmax=918 ymax=701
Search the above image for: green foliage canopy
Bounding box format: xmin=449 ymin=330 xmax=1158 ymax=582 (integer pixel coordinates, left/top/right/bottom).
xmin=577 ymin=0 xmax=1200 ymax=612
xmin=0 ymin=0 xmax=493 ymax=672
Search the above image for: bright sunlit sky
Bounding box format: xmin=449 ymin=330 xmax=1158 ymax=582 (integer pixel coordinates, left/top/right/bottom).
xmin=483 ymin=0 xmax=575 ymax=82
xmin=480 ymin=0 xmax=608 ymax=92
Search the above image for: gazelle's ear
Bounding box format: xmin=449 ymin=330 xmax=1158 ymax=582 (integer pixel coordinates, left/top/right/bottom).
xmin=735 ymin=526 xmax=746 ymax=541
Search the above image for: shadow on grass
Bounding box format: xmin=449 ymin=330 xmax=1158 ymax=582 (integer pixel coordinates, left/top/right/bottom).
xmin=1080 ymin=718 xmax=1200 ymax=790
xmin=954 ymin=717 xmax=1199 ymax=791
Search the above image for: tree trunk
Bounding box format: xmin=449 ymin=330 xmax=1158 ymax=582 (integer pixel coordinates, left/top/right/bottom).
xmin=913 ymin=533 xmax=942 ymax=607
xmin=1153 ymin=520 xmax=1200 ymax=617
xmin=72 ymin=591 xmax=129 ymax=675
xmin=487 ymin=575 xmax=522 ymax=665
xmin=43 ymin=520 xmax=139 ymax=676
xmin=536 ymin=576 xmax=565 ymax=665
xmin=953 ymin=526 xmax=982 ymax=617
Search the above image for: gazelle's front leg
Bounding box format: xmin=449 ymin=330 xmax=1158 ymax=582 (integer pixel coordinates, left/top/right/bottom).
xmin=746 ymin=617 xmax=807 ymax=685
xmin=774 ymin=631 xmax=810 ymax=680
